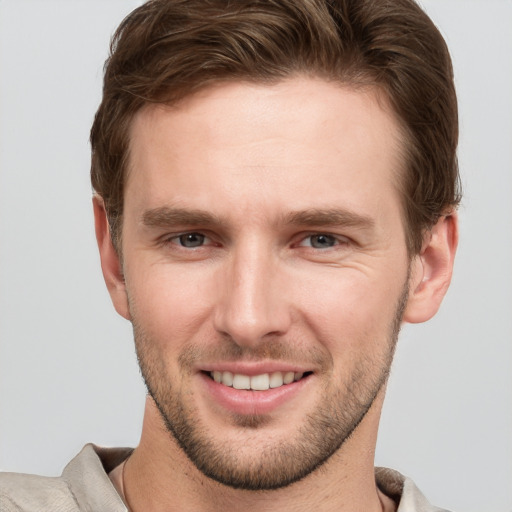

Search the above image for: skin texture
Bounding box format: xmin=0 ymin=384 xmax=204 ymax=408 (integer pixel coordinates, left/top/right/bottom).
xmin=95 ymin=77 xmax=458 ymax=512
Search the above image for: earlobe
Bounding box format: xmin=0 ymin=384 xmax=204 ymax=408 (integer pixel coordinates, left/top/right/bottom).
xmin=93 ymin=196 xmax=131 ymax=320
xmin=403 ymin=212 xmax=459 ymax=324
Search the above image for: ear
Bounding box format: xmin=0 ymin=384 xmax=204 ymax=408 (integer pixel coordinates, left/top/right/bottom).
xmin=93 ymin=195 xmax=131 ymax=320
xmin=403 ymin=212 xmax=458 ymax=324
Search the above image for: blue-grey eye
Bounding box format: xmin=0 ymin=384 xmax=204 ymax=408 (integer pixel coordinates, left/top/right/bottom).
xmin=309 ymin=234 xmax=337 ymax=248
xmin=178 ymin=233 xmax=205 ymax=247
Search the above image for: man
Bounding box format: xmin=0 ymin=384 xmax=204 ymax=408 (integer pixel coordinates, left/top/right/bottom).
xmin=0 ymin=0 xmax=460 ymax=510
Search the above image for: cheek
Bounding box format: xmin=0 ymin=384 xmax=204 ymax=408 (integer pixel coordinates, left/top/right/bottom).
xmin=125 ymin=265 xmax=216 ymax=347
xmin=297 ymin=267 xmax=404 ymax=351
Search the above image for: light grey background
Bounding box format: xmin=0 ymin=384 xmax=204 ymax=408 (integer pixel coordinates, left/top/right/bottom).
xmin=0 ymin=1 xmax=511 ymax=511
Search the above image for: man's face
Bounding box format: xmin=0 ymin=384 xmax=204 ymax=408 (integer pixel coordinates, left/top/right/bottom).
xmin=120 ymin=78 xmax=411 ymax=489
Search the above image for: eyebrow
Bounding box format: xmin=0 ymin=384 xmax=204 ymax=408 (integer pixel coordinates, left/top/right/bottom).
xmin=142 ymin=207 xmax=222 ymax=228
xmin=282 ymin=208 xmax=375 ymax=230
xmin=141 ymin=206 xmax=375 ymax=231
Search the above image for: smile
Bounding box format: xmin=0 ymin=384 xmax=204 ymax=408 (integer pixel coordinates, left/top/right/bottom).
xmin=209 ymin=371 xmax=309 ymax=391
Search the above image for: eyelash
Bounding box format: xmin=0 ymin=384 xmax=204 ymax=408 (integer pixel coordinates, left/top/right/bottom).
xmin=162 ymin=231 xmax=350 ymax=251
xmin=164 ymin=232 xmax=214 ymax=249
xmin=295 ymin=233 xmax=349 ymax=249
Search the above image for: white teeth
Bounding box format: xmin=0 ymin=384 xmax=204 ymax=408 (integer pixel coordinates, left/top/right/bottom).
xmin=283 ymin=372 xmax=295 ymax=385
xmin=269 ymin=372 xmax=284 ymax=388
xmin=250 ymin=374 xmax=270 ymax=391
xmin=232 ymin=374 xmax=250 ymax=390
xmin=221 ymin=371 xmax=233 ymax=386
xmin=210 ymin=370 xmax=307 ymax=390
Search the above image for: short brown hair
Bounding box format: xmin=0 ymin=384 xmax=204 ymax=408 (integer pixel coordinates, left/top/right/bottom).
xmin=90 ymin=0 xmax=460 ymax=254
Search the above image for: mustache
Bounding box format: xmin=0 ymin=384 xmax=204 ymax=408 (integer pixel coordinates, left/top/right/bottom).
xmin=176 ymin=336 xmax=330 ymax=369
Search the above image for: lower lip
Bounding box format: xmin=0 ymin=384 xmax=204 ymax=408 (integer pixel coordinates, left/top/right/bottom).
xmin=200 ymin=373 xmax=311 ymax=416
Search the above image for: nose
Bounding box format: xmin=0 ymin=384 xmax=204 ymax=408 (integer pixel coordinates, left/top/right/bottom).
xmin=213 ymin=241 xmax=292 ymax=348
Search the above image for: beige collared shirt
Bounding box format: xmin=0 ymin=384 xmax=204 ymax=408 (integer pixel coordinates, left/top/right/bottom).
xmin=0 ymin=444 xmax=451 ymax=511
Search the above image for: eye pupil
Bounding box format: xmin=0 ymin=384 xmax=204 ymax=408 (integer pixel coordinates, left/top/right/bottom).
xmin=311 ymin=234 xmax=335 ymax=248
xmin=179 ymin=233 xmax=205 ymax=247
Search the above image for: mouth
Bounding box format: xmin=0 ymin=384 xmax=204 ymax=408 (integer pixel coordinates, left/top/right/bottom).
xmin=200 ymin=367 xmax=314 ymax=416
xmin=206 ymin=370 xmax=313 ymax=391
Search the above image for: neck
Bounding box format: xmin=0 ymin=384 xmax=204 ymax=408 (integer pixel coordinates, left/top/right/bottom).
xmin=121 ymin=396 xmax=392 ymax=512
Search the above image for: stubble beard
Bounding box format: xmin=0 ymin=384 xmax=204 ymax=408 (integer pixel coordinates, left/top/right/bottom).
xmin=131 ymin=283 xmax=408 ymax=491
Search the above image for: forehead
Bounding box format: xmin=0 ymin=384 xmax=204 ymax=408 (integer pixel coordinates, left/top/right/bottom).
xmin=125 ymin=77 xmax=405 ymax=226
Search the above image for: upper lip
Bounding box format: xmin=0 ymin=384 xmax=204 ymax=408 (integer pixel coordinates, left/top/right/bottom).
xmin=197 ymin=362 xmax=312 ymax=376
